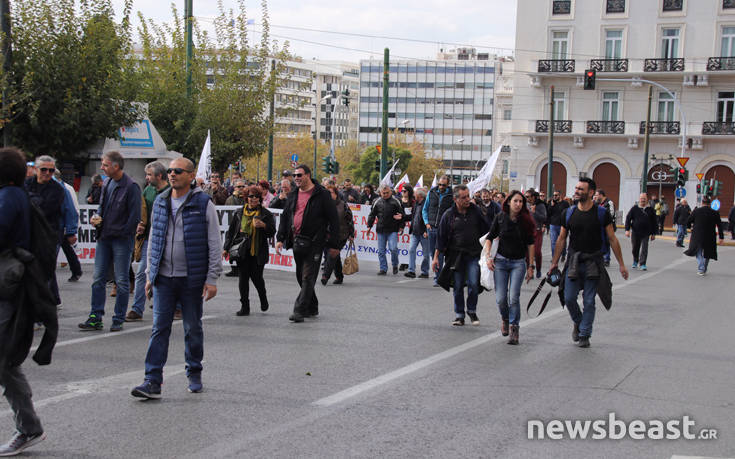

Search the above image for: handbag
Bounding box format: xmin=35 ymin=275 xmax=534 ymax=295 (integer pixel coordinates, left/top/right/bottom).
xmin=228 ymin=233 xmax=250 ymax=259
xmin=342 ymin=240 xmax=359 ymax=275
xmin=0 ymin=248 xmax=26 ymax=300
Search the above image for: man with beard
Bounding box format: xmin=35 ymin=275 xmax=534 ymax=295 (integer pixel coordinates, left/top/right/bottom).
xmin=547 ymin=190 xmax=569 ymax=263
xmin=549 ymin=178 xmax=628 ymax=348
xmin=624 ymin=193 xmax=657 ymax=271
xmin=275 ymin=165 xmax=339 ymax=323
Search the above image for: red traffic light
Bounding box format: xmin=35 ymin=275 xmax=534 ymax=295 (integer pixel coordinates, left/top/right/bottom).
xmin=678 ymin=168 xmax=686 ymax=174
xmin=587 ymin=71 xmax=594 ymax=77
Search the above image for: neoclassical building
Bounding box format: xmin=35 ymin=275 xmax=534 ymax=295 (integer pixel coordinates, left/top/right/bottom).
xmin=510 ymin=0 xmax=735 ymax=224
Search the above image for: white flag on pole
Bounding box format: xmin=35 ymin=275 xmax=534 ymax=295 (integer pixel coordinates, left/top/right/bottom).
xmin=379 ymin=160 xmax=399 ymax=187
xmin=196 ymin=130 xmax=212 ymax=182
xmin=394 ymin=173 xmax=410 ymax=192
xmin=431 ymin=174 xmax=437 ymax=189
xmin=415 ymin=175 xmax=424 ymax=189
xmin=467 ymin=145 xmax=503 ymax=196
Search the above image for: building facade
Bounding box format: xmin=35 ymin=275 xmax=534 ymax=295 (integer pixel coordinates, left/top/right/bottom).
xmin=312 ymin=61 xmax=360 ymax=147
xmin=359 ymin=50 xmax=497 ymax=184
xmin=511 ymin=0 xmax=735 ymax=223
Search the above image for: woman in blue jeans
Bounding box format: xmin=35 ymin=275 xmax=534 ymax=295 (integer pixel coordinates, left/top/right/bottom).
xmin=483 ymin=190 xmax=535 ymax=344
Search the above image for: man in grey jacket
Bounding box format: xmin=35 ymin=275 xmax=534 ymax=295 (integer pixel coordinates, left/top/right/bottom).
xmin=131 ymin=158 xmax=222 ymax=399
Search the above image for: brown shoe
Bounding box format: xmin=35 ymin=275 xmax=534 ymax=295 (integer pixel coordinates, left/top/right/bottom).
xmin=111 ymin=284 xmax=117 ymax=297
xmin=508 ymin=325 xmax=519 ymax=345
xmin=174 ymin=310 xmax=183 ymax=320
xmin=125 ymin=310 xmax=142 ymax=322
xmin=501 ymin=320 xmax=509 ymax=336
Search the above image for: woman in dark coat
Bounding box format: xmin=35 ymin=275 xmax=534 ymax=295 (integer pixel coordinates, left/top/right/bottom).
xmin=321 ymin=184 xmax=355 ymax=285
xmin=224 ymin=185 xmax=277 ymax=315
xmin=684 ymin=196 xmax=725 ymax=275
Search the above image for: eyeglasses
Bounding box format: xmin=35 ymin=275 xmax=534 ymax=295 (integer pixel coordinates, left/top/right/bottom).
xmin=247 ymin=195 xmax=260 ymax=199
xmin=39 ymin=167 xmax=55 ymax=173
xmin=167 ymin=168 xmax=193 ymax=175
xmin=293 ymin=173 xmax=304 ymax=177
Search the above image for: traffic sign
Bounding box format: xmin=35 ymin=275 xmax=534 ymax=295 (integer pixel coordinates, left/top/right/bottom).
xmin=291 ymin=154 xmax=299 ymax=162
xmin=290 ymin=160 xmax=298 ymax=168
xmin=711 ymin=199 xmax=721 ymax=211
xmin=676 ymin=157 xmax=689 ymax=167
xmin=675 ymin=187 xmax=686 ymax=199
xmin=696 ymin=173 xmax=704 ymax=181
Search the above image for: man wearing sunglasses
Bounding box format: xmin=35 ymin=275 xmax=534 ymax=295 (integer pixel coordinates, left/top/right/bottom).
xmin=275 ymin=165 xmax=339 ymax=323
xmin=24 ymin=155 xmax=69 ymax=306
xmin=79 ymin=151 xmax=141 ymax=332
xmin=132 ymin=157 xmax=222 ymax=398
xmin=422 ymin=175 xmax=453 ymax=286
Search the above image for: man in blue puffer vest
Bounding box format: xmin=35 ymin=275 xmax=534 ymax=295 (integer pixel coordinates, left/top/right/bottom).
xmin=131 ymin=158 xmax=223 ymax=399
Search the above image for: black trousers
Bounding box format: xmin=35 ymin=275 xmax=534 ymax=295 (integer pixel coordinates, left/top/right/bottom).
xmin=60 ymin=236 xmax=82 ymax=277
xmin=293 ymin=245 xmax=323 ymax=316
xmin=237 ymin=254 xmax=267 ymax=306
xmin=0 ymin=299 xmax=43 ymax=436
xmin=322 ymin=248 xmax=343 ymax=281
xmin=631 ymin=232 xmax=650 ymax=265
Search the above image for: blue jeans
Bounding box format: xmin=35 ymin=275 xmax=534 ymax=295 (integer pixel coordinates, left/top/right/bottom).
xmin=377 ymin=232 xmax=398 ymax=272
xmin=676 ymin=225 xmax=687 ymax=245
xmin=131 ymin=238 xmax=149 ymax=315
xmin=452 ymin=255 xmax=480 ymax=318
xmin=564 ymin=260 xmax=599 ymax=338
xmin=408 ymin=233 xmax=430 ymax=275
xmin=428 ymin=228 xmax=444 ymax=283
xmin=696 ymin=249 xmax=709 ymax=273
xmin=493 ymin=256 xmax=526 ymax=326
xmin=549 ymin=225 xmax=566 ymax=260
xmin=90 ymin=236 xmax=134 ymax=324
xmin=144 ymin=276 xmax=204 ymax=385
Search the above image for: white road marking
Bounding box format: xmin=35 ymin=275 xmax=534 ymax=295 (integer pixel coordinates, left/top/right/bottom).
xmin=312 ymin=256 xmax=690 ymax=407
xmin=32 ymin=315 xmax=217 ymax=351
xmin=0 ymin=365 xmax=188 ymax=417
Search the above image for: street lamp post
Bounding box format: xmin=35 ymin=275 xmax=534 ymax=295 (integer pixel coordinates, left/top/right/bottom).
xmin=313 ymin=94 xmax=332 ymax=178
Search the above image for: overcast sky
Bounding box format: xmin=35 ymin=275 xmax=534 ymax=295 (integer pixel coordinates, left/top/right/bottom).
xmin=112 ymin=0 xmax=517 ymax=62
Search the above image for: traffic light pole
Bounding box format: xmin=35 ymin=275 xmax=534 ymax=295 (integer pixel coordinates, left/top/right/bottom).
xmin=380 ymin=48 xmax=389 ymax=180
xmin=547 ymin=85 xmax=554 ymax=198
xmin=184 ymin=0 xmax=193 ymax=98
xmin=641 ymin=85 xmax=653 ymax=192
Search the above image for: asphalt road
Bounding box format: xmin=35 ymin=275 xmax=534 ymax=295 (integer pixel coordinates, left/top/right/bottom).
xmin=2 ymin=236 xmax=734 ymax=459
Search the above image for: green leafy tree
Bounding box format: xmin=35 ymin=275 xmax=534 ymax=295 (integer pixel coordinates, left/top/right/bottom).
xmin=3 ymin=0 xmax=142 ymax=161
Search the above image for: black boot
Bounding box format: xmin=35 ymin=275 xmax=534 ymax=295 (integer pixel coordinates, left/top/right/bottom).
xmin=236 ymin=300 xmax=250 ymax=316
xmin=260 ymin=297 xmax=269 ymax=312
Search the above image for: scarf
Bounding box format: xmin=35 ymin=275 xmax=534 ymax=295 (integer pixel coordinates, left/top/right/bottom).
xmin=240 ymin=206 xmax=261 ymax=257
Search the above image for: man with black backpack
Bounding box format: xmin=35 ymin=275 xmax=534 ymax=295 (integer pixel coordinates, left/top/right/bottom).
xmin=0 ymin=147 xmax=58 ymax=456
xmin=549 ymin=178 xmax=628 ymax=348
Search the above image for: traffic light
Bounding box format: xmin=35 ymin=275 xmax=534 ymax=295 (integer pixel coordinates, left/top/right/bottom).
xmin=696 ymin=183 xmax=701 ymax=194
xmin=342 ymin=89 xmax=350 ymax=106
xmin=583 ymin=69 xmax=596 ymax=90
xmin=713 ymin=180 xmax=722 ymax=197
xmin=374 ymin=159 xmax=380 ymax=171
xmin=707 ymin=182 xmax=714 ymax=197
xmin=376 ymin=145 xmax=381 ymax=154
xmin=333 ymin=161 xmax=340 ymax=175
xmin=322 ymin=155 xmax=331 ymax=174
xmin=676 ymin=168 xmax=686 ymax=187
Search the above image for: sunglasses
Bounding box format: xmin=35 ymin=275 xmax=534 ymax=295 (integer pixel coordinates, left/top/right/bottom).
xmin=247 ymin=195 xmax=260 ymax=199
xmin=167 ymin=168 xmax=192 ymax=175
xmin=235 ymin=185 xmax=245 ymax=188
xmin=438 ymin=184 xmax=447 ymax=187
xmin=293 ymin=173 xmax=304 ymax=177
xmin=39 ymin=167 xmax=55 ymax=173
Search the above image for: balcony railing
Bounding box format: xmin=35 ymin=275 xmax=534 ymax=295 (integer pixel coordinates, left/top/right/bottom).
xmin=606 ymin=0 xmax=625 ymax=13
xmin=663 ymin=0 xmax=683 ymax=11
xmin=552 ymin=0 xmax=571 ymax=14
xmin=590 ymin=58 xmax=629 ymax=72
xmin=535 ymin=120 xmax=573 ymax=133
xmin=639 ymin=121 xmax=680 ymax=135
xmin=726 ymin=0 xmax=735 ymax=9
xmin=702 ymin=122 xmax=735 ymax=135
xmin=644 ymin=58 xmax=684 ymax=72
xmin=586 ymin=120 xmax=625 ymax=134
xmin=707 ymin=57 xmax=735 ymax=71
xmin=538 ymin=59 xmax=575 ymax=73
